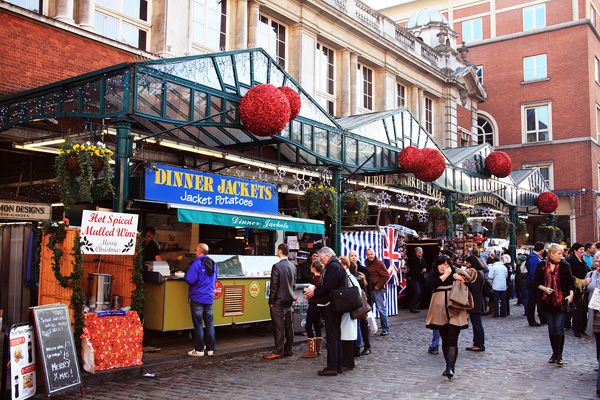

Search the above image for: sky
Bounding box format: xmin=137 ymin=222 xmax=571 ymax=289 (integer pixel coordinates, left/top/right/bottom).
xmin=361 ymin=0 xmax=415 ymax=10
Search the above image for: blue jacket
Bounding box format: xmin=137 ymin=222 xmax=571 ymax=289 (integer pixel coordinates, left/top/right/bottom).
xmin=525 ymin=252 xmax=542 ymax=284
xmin=185 ymin=255 xmax=218 ymax=304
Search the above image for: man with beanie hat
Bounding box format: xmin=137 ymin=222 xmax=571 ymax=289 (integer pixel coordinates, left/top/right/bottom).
xmin=525 ymin=242 xmax=545 ymax=326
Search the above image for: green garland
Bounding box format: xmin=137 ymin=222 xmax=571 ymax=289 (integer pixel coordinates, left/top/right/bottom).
xmin=130 ymin=233 xmax=145 ymax=321
xmin=32 ymin=227 xmax=42 ymax=287
xmin=40 ymin=221 xmax=86 ymax=357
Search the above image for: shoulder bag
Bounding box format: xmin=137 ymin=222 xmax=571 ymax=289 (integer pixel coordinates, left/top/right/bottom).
xmin=330 ymin=275 xmax=363 ymax=314
xmin=351 ymin=289 xmax=371 ymax=319
xmin=449 ymin=280 xmax=474 ymax=310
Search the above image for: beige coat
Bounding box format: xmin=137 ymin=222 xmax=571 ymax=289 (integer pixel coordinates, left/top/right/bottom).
xmin=426 ymin=281 xmax=469 ymax=329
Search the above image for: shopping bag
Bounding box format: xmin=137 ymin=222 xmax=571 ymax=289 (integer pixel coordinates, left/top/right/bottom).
xmin=366 ymin=310 xmax=378 ymax=334
xmin=588 ymin=288 xmax=600 ymax=311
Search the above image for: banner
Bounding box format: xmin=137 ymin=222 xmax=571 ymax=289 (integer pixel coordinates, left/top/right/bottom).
xmin=80 ymin=210 xmax=139 ymax=255
xmin=145 ymin=164 xmax=278 ymax=214
xmin=9 ymin=323 xmax=36 ymax=400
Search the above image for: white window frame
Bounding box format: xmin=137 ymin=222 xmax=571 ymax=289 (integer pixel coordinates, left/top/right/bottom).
xmin=191 ymin=0 xmax=228 ymax=52
xmin=462 ymin=18 xmax=482 ymax=42
xmin=258 ymin=14 xmax=287 ymax=69
xmin=397 ymin=83 xmax=406 ymax=108
xmin=592 ymin=5 xmax=597 ymax=27
xmin=595 ymin=57 xmax=600 ymax=84
xmin=8 ymin=0 xmax=40 ymax=13
xmin=523 ymin=4 xmax=546 ymax=31
xmin=596 ymin=103 xmax=600 ymax=142
xmin=523 ymin=161 xmax=554 ymax=190
xmin=95 ymin=0 xmax=151 ymax=50
xmin=521 ymin=101 xmax=552 ymax=143
xmin=425 ymin=97 xmax=433 ymax=134
xmin=357 ymin=63 xmax=373 ymax=112
xmin=316 ymin=43 xmax=336 ymax=116
xmin=523 ymin=54 xmax=547 ymax=82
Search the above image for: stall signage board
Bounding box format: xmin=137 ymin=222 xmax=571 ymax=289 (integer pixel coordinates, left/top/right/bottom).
xmin=9 ymin=323 xmax=36 ymax=400
xmin=80 ymin=210 xmax=139 ymax=255
xmin=0 ymin=201 xmax=50 ymax=221
xmin=31 ymin=304 xmax=82 ymax=395
xmin=145 ymin=164 xmax=278 ymax=214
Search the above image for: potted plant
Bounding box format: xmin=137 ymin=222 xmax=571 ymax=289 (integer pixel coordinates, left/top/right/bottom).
xmin=55 ymin=135 xmax=115 ymax=211
xmin=427 ymin=205 xmax=450 ymax=225
xmin=341 ymin=192 xmax=369 ymax=226
xmin=452 ymin=210 xmax=470 ymax=231
xmin=304 ymin=185 xmax=337 ymax=222
xmin=494 ymin=218 xmax=515 ymax=239
xmin=539 ymin=224 xmax=556 ymax=243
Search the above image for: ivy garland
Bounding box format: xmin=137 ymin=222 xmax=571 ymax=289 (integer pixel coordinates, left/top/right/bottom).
xmin=32 ymin=227 xmax=42 ymax=287
xmin=40 ymin=221 xmax=86 ymax=357
xmin=130 ymin=233 xmax=145 ymax=321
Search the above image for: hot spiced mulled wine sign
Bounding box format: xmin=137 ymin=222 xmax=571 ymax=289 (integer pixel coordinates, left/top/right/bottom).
xmin=80 ymin=210 xmax=139 ymax=255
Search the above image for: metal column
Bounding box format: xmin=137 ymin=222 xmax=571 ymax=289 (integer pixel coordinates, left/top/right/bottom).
xmin=332 ymin=167 xmax=341 ymax=255
xmin=113 ymin=121 xmax=133 ymax=213
xmin=509 ymin=206 xmax=517 ymax=264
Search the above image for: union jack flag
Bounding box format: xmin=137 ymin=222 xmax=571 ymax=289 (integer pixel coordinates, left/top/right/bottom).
xmin=381 ymin=227 xmax=400 ymax=286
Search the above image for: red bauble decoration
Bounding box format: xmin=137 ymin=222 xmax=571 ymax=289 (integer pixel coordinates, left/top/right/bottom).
xmin=413 ymin=148 xmax=446 ymax=182
xmin=485 ymin=151 xmax=512 ymax=178
xmin=278 ymin=87 xmax=302 ymax=122
xmin=239 ymin=84 xmax=291 ymax=137
xmin=536 ymin=192 xmax=559 ymax=213
xmin=398 ymin=146 xmax=423 ymax=173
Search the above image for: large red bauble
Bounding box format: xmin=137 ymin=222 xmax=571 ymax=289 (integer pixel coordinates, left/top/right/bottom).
xmin=536 ymin=192 xmax=559 ymax=213
xmin=398 ymin=146 xmax=423 ymax=173
xmin=278 ymin=86 xmax=302 ymax=122
xmin=485 ymin=151 xmax=512 ymax=178
xmin=413 ymin=148 xmax=446 ymax=182
xmin=239 ymin=84 xmax=291 ymax=137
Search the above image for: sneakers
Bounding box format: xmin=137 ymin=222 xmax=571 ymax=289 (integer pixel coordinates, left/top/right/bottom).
xmin=207 ymin=350 xmax=214 ymax=356
xmin=188 ymin=349 xmax=205 ymax=357
xmin=380 ymin=331 xmax=388 ymax=336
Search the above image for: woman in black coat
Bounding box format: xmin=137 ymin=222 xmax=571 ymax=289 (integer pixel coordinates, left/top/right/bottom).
xmin=533 ymin=243 xmax=575 ymax=366
xmin=465 ymin=255 xmax=486 ymax=352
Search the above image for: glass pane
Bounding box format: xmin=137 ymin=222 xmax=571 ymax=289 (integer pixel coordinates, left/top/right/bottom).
xmin=314 ymin=127 xmax=328 ymax=157
xmin=137 ymin=73 xmax=163 ymax=117
xmin=345 ymin=137 xmax=357 ymax=165
xmin=303 ymin=124 xmax=312 ymax=150
xmin=234 ymin=52 xmax=251 ymax=86
xmin=539 ymin=130 xmax=548 ymax=141
xmin=121 ymin=22 xmax=140 ymax=48
xmin=474 ymin=19 xmax=482 ymax=40
xmin=253 ymin=51 xmax=269 ymax=84
xmin=536 ymin=5 xmax=545 ymax=27
xmin=97 ymin=0 xmax=118 ymax=10
xmin=225 ymin=100 xmax=238 ymax=124
xmin=210 ymin=96 xmax=223 ymax=122
xmin=290 ymin=121 xmax=300 ymax=143
xmin=166 ymin=82 xmax=191 ymax=121
xmin=43 ymin=92 xmax=61 ymax=114
xmin=122 ymin=0 xmax=140 ymax=19
xmin=83 ymin=80 xmax=102 ymax=114
xmin=62 ymin=87 xmax=80 ymax=113
xmin=270 ymin=62 xmax=285 ymax=87
xmin=358 ymin=141 xmax=375 ymax=167
xmin=330 ymin=132 xmax=342 ymax=161
xmin=193 ymin=91 xmax=207 ymax=119
xmin=149 ymin=58 xmax=222 ymax=90
xmin=527 ymin=132 xmax=536 ymax=142
xmin=105 ymin=75 xmax=124 ymax=113
xmin=24 ymin=97 xmax=40 ymax=119
xmin=538 ymin=106 xmax=548 ymax=129
xmin=524 ymin=8 xmax=533 ymax=30
xmin=526 ymin=109 xmax=536 ymax=131
xmin=8 ymin=101 xmax=24 ymax=123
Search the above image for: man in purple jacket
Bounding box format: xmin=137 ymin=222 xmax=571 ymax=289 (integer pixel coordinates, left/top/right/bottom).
xmin=185 ymin=243 xmax=218 ymax=357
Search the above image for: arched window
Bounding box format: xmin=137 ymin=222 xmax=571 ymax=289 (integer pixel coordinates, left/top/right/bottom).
xmin=477 ymin=115 xmax=494 ymax=145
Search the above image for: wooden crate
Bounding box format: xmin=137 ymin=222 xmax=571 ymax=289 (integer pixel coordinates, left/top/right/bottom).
xmin=39 ymin=227 xmax=137 ymax=311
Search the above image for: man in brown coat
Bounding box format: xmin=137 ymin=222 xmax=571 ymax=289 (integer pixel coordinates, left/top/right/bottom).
xmin=365 ymin=248 xmax=390 ymax=335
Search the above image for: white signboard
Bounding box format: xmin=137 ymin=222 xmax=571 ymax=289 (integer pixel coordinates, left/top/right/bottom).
xmin=80 ymin=210 xmax=139 ymax=255
xmin=0 ymin=202 xmax=50 ymax=221
xmin=9 ymin=324 xmax=36 ymax=400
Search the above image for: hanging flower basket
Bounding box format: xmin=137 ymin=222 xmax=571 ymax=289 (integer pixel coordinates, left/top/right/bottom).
xmin=55 ymin=135 xmax=115 ymax=211
xmin=304 ymin=185 xmax=338 ymax=222
xmin=516 ymin=219 xmax=527 ymax=237
xmin=494 ymin=218 xmax=515 ymax=239
xmin=539 ymin=224 xmax=563 ymax=243
xmin=341 ymin=192 xmax=369 ymax=226
xmin=485 ymin=151 xmax=513 ymax=178
xmin=453 ymin=210 xmax=470 ymax=231
xmin=536 ymin=192 xmax=559 ymax=213
xmin=427 ymin=205 xmax=450 ymax=225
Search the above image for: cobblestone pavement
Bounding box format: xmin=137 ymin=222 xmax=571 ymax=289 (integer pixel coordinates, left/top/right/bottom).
xmin=41 ymin=305 xmax=599 ymax=400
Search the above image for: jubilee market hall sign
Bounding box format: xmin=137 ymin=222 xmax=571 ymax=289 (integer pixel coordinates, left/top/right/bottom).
xmin=365 ymin=175 xmax=443 ymax=199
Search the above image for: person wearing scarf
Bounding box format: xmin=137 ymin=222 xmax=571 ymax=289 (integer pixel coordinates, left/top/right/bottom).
xmin=533 ymin=243 xmax=575 ymax=366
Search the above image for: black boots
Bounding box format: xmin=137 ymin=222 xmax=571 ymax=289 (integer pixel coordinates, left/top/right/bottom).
xmin=555 ymin=335 xmax=564 ymax=366
xmin=442 ymin=346 xmax=457 ymax=378
xmin=548 ymin=334 xmax=557 ymax=363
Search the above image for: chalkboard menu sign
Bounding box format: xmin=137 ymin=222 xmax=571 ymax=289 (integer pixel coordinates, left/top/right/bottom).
xmin=32 ymin=304 xmax=82 ymax=395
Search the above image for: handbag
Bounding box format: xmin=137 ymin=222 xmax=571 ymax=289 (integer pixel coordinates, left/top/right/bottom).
xmin=482 ymin=279 xmax=494 ymax=298
xmin=589 ymin=287 xmax=600 ymax=311
xmin=330 ymin=275 xmax=363 ymax=314
xmin=351 ymin=289 xmax=371 ymax=319
xmin=449 ymin=280 xmax=474 ymax=310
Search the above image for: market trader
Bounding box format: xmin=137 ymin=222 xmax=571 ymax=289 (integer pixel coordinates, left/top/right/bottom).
xmin=186 ymin=243 xmax=217 ymax=357
xmin=144 ymin=226 xmax=162 ymax=264
xmin=263 ymin=243 xmax=296 ymax=360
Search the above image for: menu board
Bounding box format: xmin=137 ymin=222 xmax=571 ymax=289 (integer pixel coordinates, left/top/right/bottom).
xmin=32 ymin=304 xmax=81 ymax=395
xmin=9 ymin=323 xmax=36 ymax=400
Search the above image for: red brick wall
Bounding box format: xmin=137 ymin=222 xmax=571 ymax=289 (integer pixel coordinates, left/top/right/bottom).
xmin=457 ymin=104 xmax=472 ymax=131
xmin=454 ymin=3 xmax=489 ymax=20
xmin=0 ymin=10 xmax=138 ymax=98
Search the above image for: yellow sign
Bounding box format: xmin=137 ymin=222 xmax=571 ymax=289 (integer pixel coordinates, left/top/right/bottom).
xmin=248 ymin=281 xmax=260 ymax=298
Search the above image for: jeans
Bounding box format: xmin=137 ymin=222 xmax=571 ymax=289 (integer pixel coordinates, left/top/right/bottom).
xmin=323 ymin=306 xmax=343 ymax=371
xmin=305 ymin=303 xmax=321 ymax=338
xmin=430 ymin=329 xmax=440 ymax=348
xmin=469 ymin=312 xmax=485 ymax=349
xmin=544 ymin=310 xmax=567 ymax=336
xmin=493 ymin=290 xmax=507 ymax=317
xmin=409 ymin=280 xmax=422 ymax=311
xmin=521 ymin=283 xmax=529 ymax=315
xmin=372 ymin=287 xmax=389 ymax=333
xmin=190 ymin=301 xmax=215 ymax=351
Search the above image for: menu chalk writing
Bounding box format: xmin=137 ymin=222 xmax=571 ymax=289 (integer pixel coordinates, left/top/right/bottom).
xmin=32 ymin=304 xmax=81 ymax=395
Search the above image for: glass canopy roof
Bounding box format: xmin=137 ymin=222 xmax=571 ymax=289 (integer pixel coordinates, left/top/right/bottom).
xmin=0 ymin=48 xmax=549 ymax=207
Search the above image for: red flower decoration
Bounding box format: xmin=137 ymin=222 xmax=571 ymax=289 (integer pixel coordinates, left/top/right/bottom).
xmin=536 ymin=191 xmax=559 ymax=213
xmin=278 ymin=86 xmax=302 ymax=122
xmin=413 ymin=148 xmax=446 ymax=182
xmin=485 ymin=151 xmax=512 ymax=178
xmin=398 ymin=146 xmax=423 ymax=173
xmin=239 ymin=84 xmax=291 ymax=137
